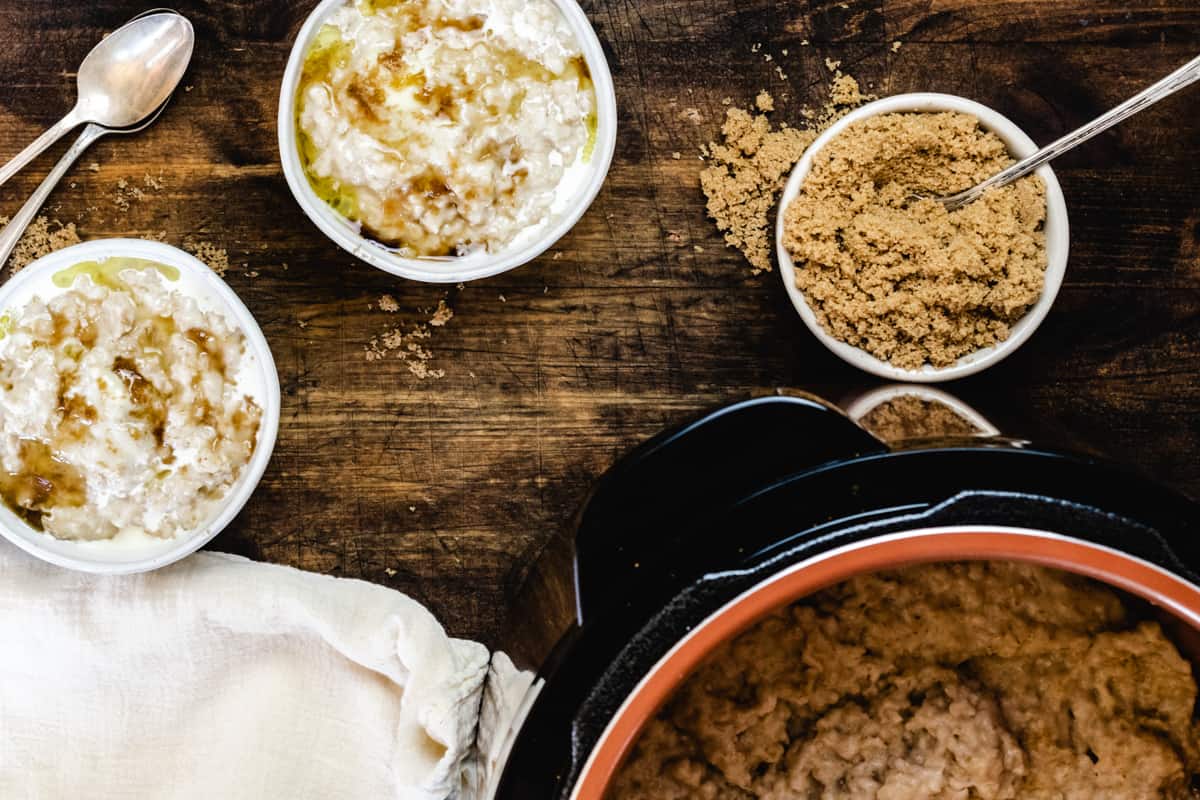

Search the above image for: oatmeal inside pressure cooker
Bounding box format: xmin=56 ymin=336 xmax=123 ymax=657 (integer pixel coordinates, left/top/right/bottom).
xmin=296 ymin=0 xmax=598 ymax=258
xmin=0 ymin=260 xmax=261 ymax=541
xmin=609 ymin=562 xmax=1200 ymax=800
xmin=782 ymin=112 xmax=1048 ymax=370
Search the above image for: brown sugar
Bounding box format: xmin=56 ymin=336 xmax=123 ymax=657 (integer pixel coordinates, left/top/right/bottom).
xmin=830 ymin=73 xmax=865 ymax=106
xmin=428 ymin=298 xmax=453 ymax=327
xmin=363 ymin=296 xmax=455 ymax=379
xmin=699 ymin=103 xmax=815 ymax=274
xmin=184 ymin=241 xmax=230 ymax=277
xmin=700 ymin=77 xmax=871 ymax=274
xmin=858 ymin=395 xmax=982 ymax=443
xmin=782 ymin=111 xmax=1047 ymax=370
xmin=0 ymin=215 xmax=81 ymax=273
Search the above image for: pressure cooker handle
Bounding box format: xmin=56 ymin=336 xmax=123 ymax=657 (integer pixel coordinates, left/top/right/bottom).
xmin=572 ymin=394 xmax=886 ymax=623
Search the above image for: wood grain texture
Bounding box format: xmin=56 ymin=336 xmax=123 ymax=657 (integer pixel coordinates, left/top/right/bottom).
xmin=0 ymin=0 xmax=1198 ymax=644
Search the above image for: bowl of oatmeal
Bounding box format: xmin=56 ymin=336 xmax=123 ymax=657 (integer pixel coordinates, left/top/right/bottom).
xmin=0 ymin=239 xmax=280 ymax=574
xmin=774 ymin=93 xmax=1070 ymax=382
xmin=278 ymin=0 xmax=617 ymax=283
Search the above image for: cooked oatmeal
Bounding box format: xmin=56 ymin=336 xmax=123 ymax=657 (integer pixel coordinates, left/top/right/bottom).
xmin=609 ymin=562 xmax=1200 ymax=800
xmin=296 ymin=0 xmax=597 ymax=257
xmin=0 ymin=260 xmax=261 ymax=541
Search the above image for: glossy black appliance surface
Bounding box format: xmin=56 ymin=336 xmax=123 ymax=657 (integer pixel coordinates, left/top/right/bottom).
xmin=495 ymin=395 xmax=1200 ymax=800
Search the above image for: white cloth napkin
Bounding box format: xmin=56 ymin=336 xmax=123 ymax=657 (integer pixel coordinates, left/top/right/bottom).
xmin=0 ymin=542 xmax=491 ymax=800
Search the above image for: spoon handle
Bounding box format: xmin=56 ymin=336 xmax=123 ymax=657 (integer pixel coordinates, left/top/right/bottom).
xmin=0 ymin=124 xmax=106 ymax=274
xmin=946 ymin=52 xmax=1200 ymax=210
xmin=0 ymin=107 xmax=84 ymax=191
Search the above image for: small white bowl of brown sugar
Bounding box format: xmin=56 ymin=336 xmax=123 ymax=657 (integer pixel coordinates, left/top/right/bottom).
xmin=775 ymin=93 xmax=1069 ymax=382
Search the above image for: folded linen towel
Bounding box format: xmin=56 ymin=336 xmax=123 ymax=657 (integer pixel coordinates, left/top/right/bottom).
xmin=0 ymin=542 xmax=491 ymax=800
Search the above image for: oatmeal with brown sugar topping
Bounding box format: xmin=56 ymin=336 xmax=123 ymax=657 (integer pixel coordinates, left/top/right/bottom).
xmin=782 ymin=111 xmax=1048 ymax=370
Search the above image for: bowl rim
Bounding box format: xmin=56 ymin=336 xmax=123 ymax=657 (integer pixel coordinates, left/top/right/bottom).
xmin=774 ymin=92 xmax=1071 ymax=383
xmin=0 ymin=238 xmax=281 ymax=574
xmin=569 ymin=525 xmax=1200 ymax=799
xmin=276 ymin=0 xmax=619 ymax=284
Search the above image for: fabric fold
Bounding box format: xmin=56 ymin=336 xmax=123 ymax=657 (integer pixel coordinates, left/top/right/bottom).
xmin=0 ymin=542 xmax=489 ymax=800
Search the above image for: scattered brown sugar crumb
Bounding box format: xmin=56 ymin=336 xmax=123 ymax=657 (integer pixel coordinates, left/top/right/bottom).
xmin=363 ymin=296 xmax=455 ymax=379
xmin=755 ymin=90 xmax=775 ymax=112
xmin=859 ymin=395 xmax=983 ymax=443
xmin=429 ymin=298 xmax=453 ymax=327
xmin=830 ymin=73 xmax=864 ymax=106
xmin=112 ymin=178 xmax=146 ymax=212
xmin=782 ymin=111 xmax=1048 ymax=370
xmin=700 ymin=76 xmax=870 ymax=274
xmin=142 ymin=172 xmax=166 ymax=191
xmin=0 ymin=215 xmax=81 ymax=273
xmin=364 ymin=324 xmax=445 ymax=379
xmin=185 ymin=241 xmax=230 ymax=277
xmin=892 ymin=40 xmax=904 ymax=53
xmin=700 ymin=111 xmax=815 ymax=274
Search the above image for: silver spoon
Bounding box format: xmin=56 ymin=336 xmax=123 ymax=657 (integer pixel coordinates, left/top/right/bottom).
xmin=0 ymin=102 xmax=175 ymax=274
xmin=0 ymin=11 xmax=193 ymax=190
xmin=932 ymin=53 xmax=1200 ymax=211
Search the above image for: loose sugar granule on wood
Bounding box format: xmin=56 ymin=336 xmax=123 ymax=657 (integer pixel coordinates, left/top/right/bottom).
xmin=0 ymin=215 xmax=81 ymax=272
xmin=699 ymin=100 xmax=815 ymax=273
xmin=429 ymin=299 xmax=453 ymax=327
xmin=185 ymin=241 xmax=230 ymax=277
xmin=363 ymin=296 xmax=455 ymax=379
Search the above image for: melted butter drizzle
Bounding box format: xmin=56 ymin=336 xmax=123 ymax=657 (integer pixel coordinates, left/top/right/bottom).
xmin=53 ymin=258 xmax=180 ymax=290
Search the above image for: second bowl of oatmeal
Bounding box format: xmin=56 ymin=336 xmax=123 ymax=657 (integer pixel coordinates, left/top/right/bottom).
xmin=278 ymin=0 xmax=618 ymax=283
xmin=0 ymin=239 xmax=280 ymax=574
xmin=775 ymin=93 xmax=1069 ymax=383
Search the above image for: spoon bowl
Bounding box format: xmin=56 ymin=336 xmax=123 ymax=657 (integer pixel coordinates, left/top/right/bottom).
xmin=76 ymin=13 xmax=194 ymax=129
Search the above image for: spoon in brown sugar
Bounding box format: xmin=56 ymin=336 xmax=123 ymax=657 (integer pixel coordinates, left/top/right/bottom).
xmin=928 ymin=52 xmax=1200 ymax=211
xmin=0 ymin=11 xmax=193 ymax=189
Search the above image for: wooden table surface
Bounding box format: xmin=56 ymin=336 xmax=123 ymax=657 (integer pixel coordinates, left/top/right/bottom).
xmin=1 ymin=0 xmax=1198 ymax=645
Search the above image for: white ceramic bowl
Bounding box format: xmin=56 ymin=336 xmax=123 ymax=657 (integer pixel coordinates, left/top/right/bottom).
xmin=0 ymin=239 xmax=281 ymax=574
xmin=775 ymin=93 xmax=1070 ymax=383
xmin=278 ymin=0 xmax=618 ymax=284
xmin=844 ymin=383 xmax=1001 ymax=437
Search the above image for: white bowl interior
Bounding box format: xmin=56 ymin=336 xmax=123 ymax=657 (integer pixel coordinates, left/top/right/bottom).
xmin=0 ymin=239 xmax=281 ymax=574
xmin=775 ymin=93 xmax=1070 ymax=383
xmin=277 ymin=0 xmax=618 ymax=284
